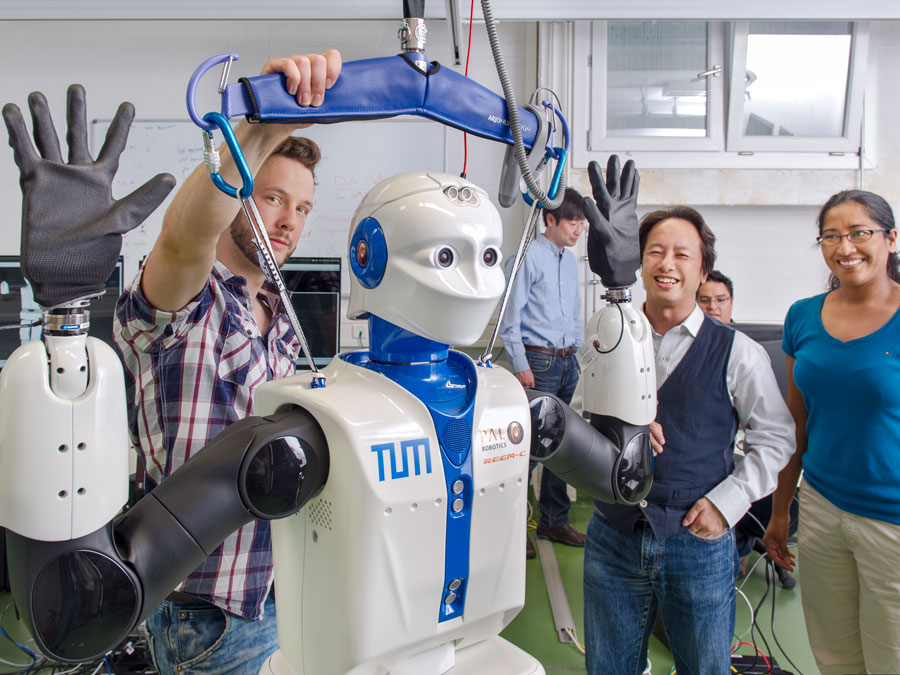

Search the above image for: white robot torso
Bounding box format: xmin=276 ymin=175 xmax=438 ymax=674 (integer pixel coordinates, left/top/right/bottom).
xmin=255 ymin=350 xmax=534 ymax=675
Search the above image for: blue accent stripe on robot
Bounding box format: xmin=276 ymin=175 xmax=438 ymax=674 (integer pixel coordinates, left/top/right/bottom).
xmin=429 ymin=398 xmax=475 ymax=623
xmin=343 ymin=339 xmax=478 ymax=624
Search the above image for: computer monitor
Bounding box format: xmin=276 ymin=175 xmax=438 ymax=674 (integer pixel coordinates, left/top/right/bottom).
xmin=0 ymin=256 xmax=124 ymax=368
xmin=281 ymin=257 xmax=342 ymax=369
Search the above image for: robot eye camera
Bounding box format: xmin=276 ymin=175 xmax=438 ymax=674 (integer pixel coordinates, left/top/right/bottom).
xmin=526 ymin=389 xmax=652 ymax=505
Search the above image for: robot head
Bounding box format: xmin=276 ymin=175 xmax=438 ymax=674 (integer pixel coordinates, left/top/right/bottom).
xmin=346 ymin=172 xmax=505 ymax=346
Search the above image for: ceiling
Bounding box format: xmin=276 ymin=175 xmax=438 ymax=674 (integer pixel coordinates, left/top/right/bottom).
xmin=2 ymin=0 xmax=899 ymax=20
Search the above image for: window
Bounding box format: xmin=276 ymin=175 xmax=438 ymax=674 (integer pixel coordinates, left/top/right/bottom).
xmin=726 ymin=21 xmax=868 ymax=152
xmin=572 ymin=20 xmax=869 ymax=168
xmin=590 ymin=20 xmax=725 ymax=151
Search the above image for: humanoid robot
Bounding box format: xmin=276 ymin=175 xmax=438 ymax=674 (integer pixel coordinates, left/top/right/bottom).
xmin=0 ymin=20 xmax=654 ymax=675
xmin=0 ymin=159 xmax=651 ymax=674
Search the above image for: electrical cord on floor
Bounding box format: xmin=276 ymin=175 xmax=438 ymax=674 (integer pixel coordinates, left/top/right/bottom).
xmin=564 ymin=627 xmax=585 ymax=655
xmin=0 ymin=629 xmax=153 ymax=674
xmin=0 ymin=625 xmax=37 ymax=673
xmin=767 ymin=558 xmax=804 ymax=675
xmin=731 ymin=509 xmax=802 ymax=675
xmin=735 ymin=587 xmax=755 ymax=642
xmin=732 ymin=641 xmax=770 ymax=671
xmin=731 ymin=550 xmax=771 ymax=674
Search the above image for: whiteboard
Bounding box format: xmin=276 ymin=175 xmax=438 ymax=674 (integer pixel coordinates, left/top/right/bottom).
xmin=91 ymin=118 xmax=446 ymax=289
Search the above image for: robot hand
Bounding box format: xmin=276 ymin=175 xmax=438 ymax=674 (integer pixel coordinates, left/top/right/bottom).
xmin=2 ymin=85 xmax=175 ymax=308
xmin=4 ymin=408 xmax=328 ymax=664
xmin=582 ymin=155 xmax=640 ymax=290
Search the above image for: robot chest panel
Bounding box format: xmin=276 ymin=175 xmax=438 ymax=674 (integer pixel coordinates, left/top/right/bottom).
xmin=297 ymin=364 xmax=531 ymax=493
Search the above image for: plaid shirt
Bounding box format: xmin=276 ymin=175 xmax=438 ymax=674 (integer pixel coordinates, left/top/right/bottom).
xmin=114 ymin=261 xmax=298 ymax=620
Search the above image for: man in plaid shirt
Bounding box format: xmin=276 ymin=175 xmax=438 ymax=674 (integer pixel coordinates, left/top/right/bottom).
xmin=114 ymin=51 xmax=341 ymax=675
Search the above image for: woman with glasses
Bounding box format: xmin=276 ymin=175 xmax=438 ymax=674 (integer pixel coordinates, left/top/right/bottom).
xmin=764 ymin=189 xmax=900 ymax=674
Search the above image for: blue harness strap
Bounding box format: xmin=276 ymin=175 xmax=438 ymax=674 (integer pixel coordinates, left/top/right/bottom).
xmin=221 ymin=53 xmax=540 ymax=150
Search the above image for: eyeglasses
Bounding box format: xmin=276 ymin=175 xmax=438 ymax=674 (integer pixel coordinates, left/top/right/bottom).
xmin=816 ymin=229 xmax=885 ymax=247
xmin=698 ymin=295 xmax=731 ymax=306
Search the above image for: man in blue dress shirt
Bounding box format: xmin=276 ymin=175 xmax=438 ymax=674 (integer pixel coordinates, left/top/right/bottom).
xmin=499 ymin=187 xmax=587 ymax=558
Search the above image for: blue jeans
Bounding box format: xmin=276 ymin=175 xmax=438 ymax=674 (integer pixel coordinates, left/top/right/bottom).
xmin=584 ymin=511 xmax=738 ymax=675
xmin=144 ymin=593 xmax=278 ymax=674
xmin=527 ymin=351 xmax=579 ymax=528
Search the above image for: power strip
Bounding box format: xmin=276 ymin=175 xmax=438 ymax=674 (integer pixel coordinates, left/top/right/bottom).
xmin=731 ymin=653 xmax=793 ymax=674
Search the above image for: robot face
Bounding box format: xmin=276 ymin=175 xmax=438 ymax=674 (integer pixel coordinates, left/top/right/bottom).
xmin=347 ymin=173 xmax=505 ymax=346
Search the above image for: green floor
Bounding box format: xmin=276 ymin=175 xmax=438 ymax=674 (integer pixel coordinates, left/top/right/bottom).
xmin=0 ymin=495 xmax=818 ymax=673
xmin=501 ymin=494 xmax=819 ymax=675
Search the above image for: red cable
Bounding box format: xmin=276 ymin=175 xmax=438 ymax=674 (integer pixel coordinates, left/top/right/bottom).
xmin=732 ymin=641 xmax=771 ymax=670
xmin=461 ymin=0 xmax=475 ymax=177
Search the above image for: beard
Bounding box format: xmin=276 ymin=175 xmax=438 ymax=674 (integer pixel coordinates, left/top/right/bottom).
xmin=228 ymin=213 xmax=293 ymax=269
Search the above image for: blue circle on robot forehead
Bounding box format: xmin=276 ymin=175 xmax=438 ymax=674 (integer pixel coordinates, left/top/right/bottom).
xmin=350 ymin=216 xmax=388 ymax=289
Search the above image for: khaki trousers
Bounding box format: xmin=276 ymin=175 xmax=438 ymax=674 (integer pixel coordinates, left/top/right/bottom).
xmin=798 ymin=484 xmax=900 ymax=675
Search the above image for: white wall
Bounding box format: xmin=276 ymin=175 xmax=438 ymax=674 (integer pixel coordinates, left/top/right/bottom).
xmin=2 ymin=18 xmax=899 ymax=331
xmin=0 ymin=18 xmax=536 ymax=348
xmin=567 ymin=21 xmax=900 ymax=326
xmin=0 ymin=18 xmax=532 ymax=257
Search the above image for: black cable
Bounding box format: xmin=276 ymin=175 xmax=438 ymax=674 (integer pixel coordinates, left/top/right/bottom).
xmin=768 ymin=559 xmax=805 ymax=675
xmin=755 ymin=562 xmax=775 ymax=673
xmin=734 ymin=551 xmax=771 ymax=674
xmin=735 ymin=557 xmax=775 ymax=675
xmin=595 ymin=298 xmax=625 ymax=354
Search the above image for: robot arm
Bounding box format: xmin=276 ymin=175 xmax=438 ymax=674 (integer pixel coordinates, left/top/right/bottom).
xmin=4 ymin=407 xmax=328 ymax=664
xmin=547 ymin=156 xmax=657 ymax=502
xmin=526 ymin=388 xmax=652 ymax=505
xmin=0 ymin=85 xmax=330 ymax=665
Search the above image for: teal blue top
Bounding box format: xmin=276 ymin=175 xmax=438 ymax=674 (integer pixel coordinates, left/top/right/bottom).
xmin=784 ymin=292 xmax=900 ymax=524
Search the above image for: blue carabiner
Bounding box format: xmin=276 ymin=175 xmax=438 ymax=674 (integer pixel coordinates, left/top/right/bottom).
xmin=186 ymin=53 xmax=239 ymax=131
xmin=546 ymin=147 xmax=566 ymax=201
xmin=542 ymin=102 xmax=570 ymax=161
xmin=522 ymin=146 xmax=567 ymax=207
xmin=202 ymin=112 xmax=254 ymax=199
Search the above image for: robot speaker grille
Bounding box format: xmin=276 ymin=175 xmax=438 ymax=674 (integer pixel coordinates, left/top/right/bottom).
xmin=308 ymin=498 xmax=333 ymax=530
xmin=441 ymin=419 xmax=472 ymax=458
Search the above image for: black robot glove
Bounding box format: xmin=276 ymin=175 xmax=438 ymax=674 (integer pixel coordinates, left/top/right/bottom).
xmin=2 ymin=85 xmax=175 ymax=308
xmin=582 ymin=155 xmax=640 ymax=290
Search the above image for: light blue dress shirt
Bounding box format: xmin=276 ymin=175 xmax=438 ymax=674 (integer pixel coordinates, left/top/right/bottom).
xmin=498 ymin=233 xmax=583 ymax=373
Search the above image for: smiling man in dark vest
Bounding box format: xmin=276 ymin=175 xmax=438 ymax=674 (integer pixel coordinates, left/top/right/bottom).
xmin=582 ymin=205 xmax=795 ymax=675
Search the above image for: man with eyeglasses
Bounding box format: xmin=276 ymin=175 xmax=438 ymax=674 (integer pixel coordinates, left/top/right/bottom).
xmin=696 ymin=269 xmax=800 ymax=581
xmin=697 ymin=269 xmax=734 ymax=323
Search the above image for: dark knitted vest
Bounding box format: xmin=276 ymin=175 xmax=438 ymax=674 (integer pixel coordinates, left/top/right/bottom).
xmin=596 ymin=316 xmax=738 ymax=540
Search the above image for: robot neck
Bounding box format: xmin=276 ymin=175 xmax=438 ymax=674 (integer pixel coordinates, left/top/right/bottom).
xmin=353 ymin=315 xmax=475 ymax=419
xmin=368 ymin=315 xmax=449 ymax=365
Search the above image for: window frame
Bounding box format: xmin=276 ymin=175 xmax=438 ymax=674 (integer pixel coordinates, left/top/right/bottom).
xmin=570 ymin=19 xmax=870 ymax=170
xmin=585 ymin=20 xmax=726 ymax=153
xmin=725 ymin=21 xmax=870 ymax=153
